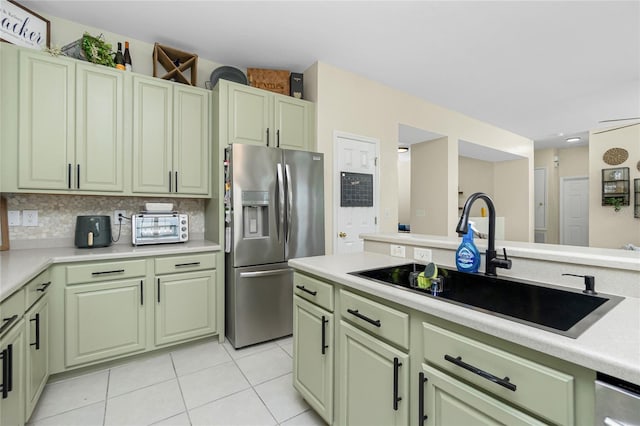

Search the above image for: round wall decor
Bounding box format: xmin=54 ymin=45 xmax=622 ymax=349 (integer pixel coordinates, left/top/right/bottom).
xmin=603 ymin=147 xmax=628 ymax=165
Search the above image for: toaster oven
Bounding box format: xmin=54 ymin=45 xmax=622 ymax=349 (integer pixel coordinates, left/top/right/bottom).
xmin=132 ymin=213 xmax=189 ymax=246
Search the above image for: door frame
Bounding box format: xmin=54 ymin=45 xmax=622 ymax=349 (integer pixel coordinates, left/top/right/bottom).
xmin=559 ymin=175 xmax=589 ymax=245
xmin=333 ymin=131 xmax=380 ymax=254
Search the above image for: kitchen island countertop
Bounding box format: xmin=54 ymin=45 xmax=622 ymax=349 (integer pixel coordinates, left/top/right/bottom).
xmin=289 ymin=251 xmax=640 ymax=385
xmin=0 ymin=240 xmax=221 ymax=302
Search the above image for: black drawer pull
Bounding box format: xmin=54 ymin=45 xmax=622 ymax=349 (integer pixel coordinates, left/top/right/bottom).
xmin=30 ymin=313 xmax=41 ymax=350
xmin=174 ymin=262 xmax=200 ymax=268
xmin=169 ymin=171 xmax=172 ymax=192
xmin=418 ymin=372 xmax=428 ymax=423
xmin=321 ymin=315 xmax=329 ymax=355
xmin=91 ymin=269 xmax=125 ymax=276
xmin=67 ymin=163 xmax=72 ymax=189
xmin=444 ymin=354 xmax=517 ymax=392
xmin=140 ymin=281 xmax=144 ymax=306
xmin=175 ymin=171 xmax=178 ymax=193
xmin=0 ymin=347 xmax=7 ymax=399
xmin=0 ymin=315 xmax=18 ymax=335
xmin=393 ymin=357 xmax=402 ymax=411
xmin=347 ymin=308 xmax=381 ymax=327
xmin=296 ymin=285 xmax=317 ymax=296
xmin=36 ymin=281 xmax=52 ymax=292
xmin=157 ymin=278 xmax=161 ymax=303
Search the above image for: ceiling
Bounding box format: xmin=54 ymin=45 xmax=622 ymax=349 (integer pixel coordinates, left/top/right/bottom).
xmin=24 ymin=1 xmax=640 ymax=150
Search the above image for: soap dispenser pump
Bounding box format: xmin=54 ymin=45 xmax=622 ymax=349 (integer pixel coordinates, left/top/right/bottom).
xmin=456 ymin=221 xmax=480 ymax=273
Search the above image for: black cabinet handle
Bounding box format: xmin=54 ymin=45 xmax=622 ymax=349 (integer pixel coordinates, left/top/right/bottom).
xmin=77 ymin=164 xmax=80 ymax=189
xmin=175 ymin=171 xmax=178 ymax=193
xmin=169 ymin=171 xmax=172 ymax=192
xmin=418 ymin=372 xmax=428 ymax=423
xmin=36 ymin=281 xmax=52 ymax=292
xmin=296 ymin=285 xmax=317 ymax=296
xmin=140 ymin=281 xmax=144 ymax=306
xmin=91 ymin=269 xmax=125 ymax=276
xmin=0 ymin=347 xmax=7 ymax=399
xmin=266 ymin=128 xmax=270 ymax=147
xmin=175 ymin=262 xmax=201 ymax=268
xmin=67 ymin=163 xmax=72 ymax=189
xmin=393 ymin=357 xmax=402 ymax=411
xmin=321 ymin=316 xmax=329 ymax=355
xmin=347 ymin=308 xmax=381 ymax=327
xmin=157 ymin=278 xmax=161 ymax=303
xmin=0 ymin=315 xmax=18 ymax=335
xmin=444 ymin=354 xmax=516 ymax=392
xmin=30 ymin=313 xmax=40 ymax=350
xmin=276 ymin=129 xmax=280 ymax=147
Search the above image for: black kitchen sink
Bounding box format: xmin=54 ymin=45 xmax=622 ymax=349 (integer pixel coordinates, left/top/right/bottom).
xmin=349 ymin=263 xmax=624 ymax=338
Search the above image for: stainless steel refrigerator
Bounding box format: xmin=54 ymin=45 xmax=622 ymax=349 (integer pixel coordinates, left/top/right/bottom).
xmin=224 ymin=144 xmax=324 ymax=348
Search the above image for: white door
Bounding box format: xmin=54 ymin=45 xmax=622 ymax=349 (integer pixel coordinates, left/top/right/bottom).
xmin=334 ymin=133 xmax=378 ymax=254
xmin=560 ymin=177 xmax=589 ymax=246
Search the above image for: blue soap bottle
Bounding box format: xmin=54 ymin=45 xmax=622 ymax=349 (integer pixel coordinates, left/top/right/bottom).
xmin=456 ymin=221 xmax=480 ymax=273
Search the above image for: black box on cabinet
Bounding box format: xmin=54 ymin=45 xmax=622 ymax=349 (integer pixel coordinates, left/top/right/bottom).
xmin=290 ymin=72 xmax=303 ymax=99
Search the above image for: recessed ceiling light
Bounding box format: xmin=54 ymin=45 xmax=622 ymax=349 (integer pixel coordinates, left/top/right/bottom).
xmin=566 ymin=137 xmax=581 ymax=143
xmin=398 ymin=146 xmax=409 ymax=153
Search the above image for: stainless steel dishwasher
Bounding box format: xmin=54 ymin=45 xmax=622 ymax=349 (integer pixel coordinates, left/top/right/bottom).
xmin=595 ymin=373 xmax=640 ymax=426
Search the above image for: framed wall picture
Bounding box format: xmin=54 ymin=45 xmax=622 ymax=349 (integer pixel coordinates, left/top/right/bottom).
xmin=0 ymin=197 xmax=9 ymax=251
xmin=0 ymin=0 xmax=50 ymax=49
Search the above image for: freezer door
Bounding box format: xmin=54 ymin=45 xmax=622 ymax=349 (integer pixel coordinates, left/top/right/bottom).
xmin=284 ymin=150 xmax=325 ymax=260
xmin=230 ymin=144 xmax=285 ymax=267
xmin=225 ymin=262 xmax=293 ymax=348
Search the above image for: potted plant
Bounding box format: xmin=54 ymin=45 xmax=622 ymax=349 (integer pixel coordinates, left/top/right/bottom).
xmin=606 ymin=197 xmax=624 ymax=212
xmin=61 ymin=33 xmax=115 ymax=68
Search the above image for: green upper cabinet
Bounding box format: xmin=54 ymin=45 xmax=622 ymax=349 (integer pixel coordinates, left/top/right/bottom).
xmin=18 ymin=51 xmax=75 ymax=191
xmin=17 ymin=51 xmax=124 ymax=192
xmin=219 ymin=80 xmax=315 ymax=151
xmin=132 ymin=76 xmax=210 ymax=196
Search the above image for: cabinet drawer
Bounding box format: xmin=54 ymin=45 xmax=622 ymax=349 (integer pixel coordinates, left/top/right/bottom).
xmin=340 ymin=289 xmax=409 ymax=350
xmin=155 ymin=252 xmax=216 ymax=275
xmin=0 ymin=288 xmax=24 ymax=336
xmin=422 ymin=322 xmax=574 ymax=426
xmin=66 ymin=259 xmax=147 ymax=284
xmin=25 ymin=269 xmax=52 ymax=309
xmin=293 ymin=273 xmax=334 ymax=312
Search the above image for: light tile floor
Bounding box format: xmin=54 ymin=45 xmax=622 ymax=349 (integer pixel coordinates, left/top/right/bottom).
xmin=27 ymin=337 xmax=326 ymax=426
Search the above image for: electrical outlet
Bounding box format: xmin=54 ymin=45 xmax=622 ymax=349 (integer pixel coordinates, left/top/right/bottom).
xmin=114 ymin=210 xmax=127 ymax=223
xmin=390 ymin=244 xmax=406 ymax=257
xmin=414 ymin=247 xmax=432 ymax=262
xmin=8 ymin=210 xmax=21 ymax=226
xmin=23 ymin=210 xmax=38 ymax=226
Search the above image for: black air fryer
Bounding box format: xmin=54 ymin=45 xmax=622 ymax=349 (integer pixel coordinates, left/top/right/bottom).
xmin=75 ymin=216 xmax=112 ymax=248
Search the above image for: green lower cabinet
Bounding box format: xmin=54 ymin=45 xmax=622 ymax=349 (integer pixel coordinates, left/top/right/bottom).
xmin=155 ymin=270 xmax=216 ymax=346
xmin=419 ymin=364 xmax=546 ymax=426
xmin=293 ymin=296 xmax=333 ymax=424
xmin=339 ymin=321 xmax=409 ymax=426
xmin=0 ymin=319 xmax=25 ymax=426
xmin=65 ymin=279 xmax=146 ymax=367
xmin=25 ymin=295 xmax=49 ymax=421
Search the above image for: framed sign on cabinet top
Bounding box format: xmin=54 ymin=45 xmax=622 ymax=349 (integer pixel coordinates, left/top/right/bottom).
xmin=1 ymin=0 xmax=50 ymax=49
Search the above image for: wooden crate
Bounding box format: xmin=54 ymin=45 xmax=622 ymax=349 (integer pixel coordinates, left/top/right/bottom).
xmin=247 ymin=68 xmax=290 ymax=95
xmin=153 ymin=43 xmax=198 ymax=86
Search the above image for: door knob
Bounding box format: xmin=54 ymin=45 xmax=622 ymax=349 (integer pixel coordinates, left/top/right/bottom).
xmin=338 ymin=232 xmax=347 ymax=238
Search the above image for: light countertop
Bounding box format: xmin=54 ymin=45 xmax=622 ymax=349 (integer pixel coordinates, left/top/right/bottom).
xmin=289 ymin=252 xmax=640 ymax=385
xmin=0 ymin=240 xmax=221 ymax=302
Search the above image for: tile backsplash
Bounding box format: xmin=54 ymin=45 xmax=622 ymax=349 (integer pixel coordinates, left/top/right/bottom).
xmin=4 ymin=193 xmax=205 ymax=249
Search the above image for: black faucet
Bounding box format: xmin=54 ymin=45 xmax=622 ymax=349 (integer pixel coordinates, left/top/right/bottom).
xmin=455 ymin=192 xmax=512 ymax=276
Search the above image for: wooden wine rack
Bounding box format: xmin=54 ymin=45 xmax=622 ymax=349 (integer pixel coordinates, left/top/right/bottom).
xmin=153 ymin=43 xmax=198 ymax=86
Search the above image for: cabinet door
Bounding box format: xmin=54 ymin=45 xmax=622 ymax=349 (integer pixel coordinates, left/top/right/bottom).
xmin=25 ymin=295 xmax=49 ymax=421
xmin=132 ymin=76 xmax=173 ymax=194
xmin=75 ymin=63 xmax=124 ymax=192
xmin=227 ymin=83 xmax=271 ymax=146
xmin=155 ymin=270 xmax=216 ymax=346
xmin=293 ymin=296 xmax=333 ymax=424
xmin=173 ymin=85 xmax=209 ymax=195
xmin=0 ymin=319 xmax=25 ymax=426
xmin=65 ymin=279 xmax=146 ymax=367
xmin=420 ymin=364 xmax=546 ymax=426
xmin=274 ymin=95 xmax=314 ymax=151
xmin=338 ymin=321 xmax=409 ymax=426
xmin=18 ymin=51 xmax=74 ymax=190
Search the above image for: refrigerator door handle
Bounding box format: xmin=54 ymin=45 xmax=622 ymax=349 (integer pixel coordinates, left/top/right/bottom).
xmin=276 ymin=163 xmax=285 ymax=243
xmin=285 ymin=164 xmax=293 ymax=243
xmin=240 ymin=268 xmax=291 ymax=278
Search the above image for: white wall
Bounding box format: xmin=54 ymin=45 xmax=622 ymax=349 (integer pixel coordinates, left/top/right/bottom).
xmin=398 ymin=151 xmax=411 ymax=225
xmin=458 ymin=157 xmax=494 ymax=217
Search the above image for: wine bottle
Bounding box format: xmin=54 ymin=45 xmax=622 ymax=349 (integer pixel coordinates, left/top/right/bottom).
xmin=114 ymin=42 xmax=125 ymax=70
xmin=124 ymin=41 xmax=132 ymax=72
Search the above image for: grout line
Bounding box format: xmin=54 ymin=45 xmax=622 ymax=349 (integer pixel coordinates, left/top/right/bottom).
xmin=169 ymin=351 xmax=194 ymax=425
xmin=102 ymin=369 xmax=110 ymax=426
